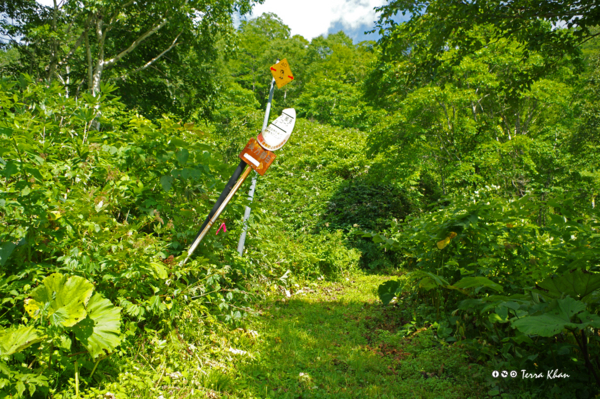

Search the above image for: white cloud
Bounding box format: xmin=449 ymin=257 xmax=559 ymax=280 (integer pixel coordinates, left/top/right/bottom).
xmin=247 ymin=0 xmax=386 ymax=40
xmin=37 ymin=0 xmax=385 ymax=41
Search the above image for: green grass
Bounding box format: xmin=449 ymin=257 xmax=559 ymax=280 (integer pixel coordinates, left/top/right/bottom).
xmin=68 ymin=273 xmax=488 ymax=399
xmin=230 ymin=274 xmax=486 ymax=398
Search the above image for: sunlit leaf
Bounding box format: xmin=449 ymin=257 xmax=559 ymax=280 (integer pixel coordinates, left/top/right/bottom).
xmin=25 ymin=273 xmax=94 ymax=327
xmin=73 ymin=293 xmax=122 ymax=359
xmin=437 ymin=232 xmax=457 ymax=249
xmin=0 ymin=325 xmax=45 ymax=356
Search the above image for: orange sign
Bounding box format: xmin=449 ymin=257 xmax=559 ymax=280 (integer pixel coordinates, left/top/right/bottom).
xmin=270 ymin=59 xmax=294 ymax=89
xmin=239 ymin=138 xmax=276 ymax=176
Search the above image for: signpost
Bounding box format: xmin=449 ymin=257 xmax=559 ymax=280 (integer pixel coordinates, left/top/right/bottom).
xmin=257 ymin=109 xmax=296 ymax=151
xmin=180 ymin=59 xmax=295 ymax=265
xmin=237 ymin=60 xmax=296 ymax=256
xmin=270 ymin=58 xmax=294 ymax=89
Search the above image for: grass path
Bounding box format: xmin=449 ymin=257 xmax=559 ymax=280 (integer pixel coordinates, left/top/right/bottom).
xmin=230 ymin=274 xmax=485 ymax=398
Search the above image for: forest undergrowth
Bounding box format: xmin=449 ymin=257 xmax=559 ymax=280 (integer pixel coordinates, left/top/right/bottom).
xmin=2 ymin=2 xmax=600 ymax=398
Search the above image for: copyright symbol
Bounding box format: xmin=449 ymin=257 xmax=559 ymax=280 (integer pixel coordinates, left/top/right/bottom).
xmin=510 ymin=370 xmax=517 ymax=378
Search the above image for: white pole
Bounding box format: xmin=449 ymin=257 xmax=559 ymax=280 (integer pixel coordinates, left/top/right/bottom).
xmin=237 ymin=68 xmax=277 ymax=256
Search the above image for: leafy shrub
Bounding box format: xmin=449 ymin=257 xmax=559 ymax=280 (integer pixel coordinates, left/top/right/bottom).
xmin=0 ymin=75 xmax=257 ymax=394
xmin=369 ymin=187 xmax=600 ymax=393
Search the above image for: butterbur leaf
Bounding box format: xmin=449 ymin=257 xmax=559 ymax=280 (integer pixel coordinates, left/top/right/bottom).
xmin=73 ymin=293 xmax=122 ymax=359
xmin=453 ymin=276 xmax=503 ymax=292
xmin=512 ymin=297 xmax=587 ymax=337
xmin=378 ymin=280 xmax=401 ymax=305
xmin=577 ymin=311 xmax=600 ymax=328
xmin=512 ymin=313 xmax=568 ymax=337
xmin=558 ymin=296 xmax=587 ymax=319
xmin=536 ymin=269 xmax=600 ymax=301
xmin=0 ymin=325 xmax=45 ymax=356
xmin=25 ymin=273 xmax=94 ymax=327
xmin=48 ymin=307 xmax=70 ymax=327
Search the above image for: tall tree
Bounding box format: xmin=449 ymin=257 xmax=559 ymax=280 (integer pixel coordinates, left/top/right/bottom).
xmin=296 ymin=32 xmax=379 ymax=129
xmin=366 ymin=24 xmax=582 ymax=199
xmin=376 ymin=0 xmax=600 ymax=57
xmin=1 ymin=0 xmax=260 ymax=117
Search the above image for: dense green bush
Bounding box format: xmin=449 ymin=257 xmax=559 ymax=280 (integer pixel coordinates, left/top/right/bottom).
xmin=369 ymin=187 xmax=600 ymax=395
xmin=0 ymin=76 xmax=256 ymax=395
xmin=245 ymin=119 xmax=419 ymax=275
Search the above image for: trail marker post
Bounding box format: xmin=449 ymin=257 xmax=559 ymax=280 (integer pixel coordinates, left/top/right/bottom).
xmin=238 ymin=59 xmax=296 ymax=255
xmin=181 ymin=59 xmax=295 ymax=265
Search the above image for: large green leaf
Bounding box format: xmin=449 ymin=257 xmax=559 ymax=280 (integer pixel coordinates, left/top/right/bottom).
xmin=452 ymin=276 xmax=503 ymax=293
xmin=73 ymin=293 xmax=122 ymax=358
xmin=536 ymin=269 xmax=600 ymax=301
xmin=24 ymin=273 xmax=94 ymax=327
xmin=577 ymin=311 xmax=600 ymax=328
xmin=512 ymin=297 xmax=587 ymax=337
xmin=150 ymin=262 xmax=169 ymax=279
xmin=412 ymin=271 xmax=449 ymax=291
xmin=0 ymin=325 xmax=45 ymax=356
xmin=378 ymin=280 xmax=401 ymax=305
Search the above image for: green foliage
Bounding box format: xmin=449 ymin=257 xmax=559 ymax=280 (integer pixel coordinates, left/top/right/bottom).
xmin=511 ymin=296 xmax=600 ymax=337
xmin=294 ymin=36 xmax=381 ymax=129
xmin=1 ymin=0 xmax=261 ymax=119
xmin=296 ymin=78 xmax=380 ymax=130
xmin=228 ymin=13 xmax=306 ymax=109
xmin=377 ymin=279 xmax=402 ymax=305
xmin=535 ymin=269 xmax=600 ymax=302
xmin=0 ymin=272 xmax=122 ymax=397
xmin=2 ymin=1 xmax=600 ymax=397
xmin=209 ymin=81 xmax=263 ymax=163
xmin=376 ymin=0 xmax=599 ymax=63
xmin=0 ymin=76 xmax=257 ymax=395
xmin=0 ymin=325 xmax=45 ymax=357
xmin=372 ymin=188 xmax=600 ymax=393
xmin=25 ymin=273 xmax=94 ymax=328
xmin=367 ymin=24 xmax=584 ymax=202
